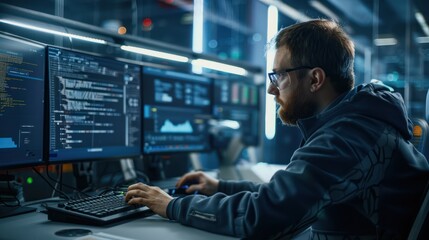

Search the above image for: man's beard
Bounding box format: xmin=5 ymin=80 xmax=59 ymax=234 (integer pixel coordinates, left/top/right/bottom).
xmin=276 ymin=86 xmax=318 ymax=126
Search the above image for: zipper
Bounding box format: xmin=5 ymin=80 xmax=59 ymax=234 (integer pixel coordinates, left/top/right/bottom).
xmin=190 ymin=210 xmax=216 ymax=222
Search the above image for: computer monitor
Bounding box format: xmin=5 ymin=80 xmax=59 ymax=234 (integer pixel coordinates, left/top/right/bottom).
xmin=0 ymin=34 xmax=45 ymax=169
xmin=47 ymin=46 xmax=141 ymax=162
xmin=142 ymin=67 xmax=212 ymax=154
xmin=212 ymin=77 xmax=260 ymax=146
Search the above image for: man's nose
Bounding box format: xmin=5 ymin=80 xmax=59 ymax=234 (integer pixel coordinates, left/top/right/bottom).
xmin=267 ymin=83 xmax=278 ymax=95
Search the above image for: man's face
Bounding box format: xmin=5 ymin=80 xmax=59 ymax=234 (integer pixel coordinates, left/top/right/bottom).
xmin=267 ymin=47 xmax=318 ymax=126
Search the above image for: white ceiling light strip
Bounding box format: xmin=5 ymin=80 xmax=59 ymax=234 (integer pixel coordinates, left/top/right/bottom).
xmin=120 ymin=45 xmax=189 ymax=63
xmin=265 ymin=5 xmax=278 ymax=140
xmin=192 ymin=0 xmax=204 ymax=74
xmin=374 ymin=38 xmax=398 ymax=46
xmin=191 ymin=58 xmax=248 ymax=76
xmin=0 ymin=19 xmax=107 ymax=44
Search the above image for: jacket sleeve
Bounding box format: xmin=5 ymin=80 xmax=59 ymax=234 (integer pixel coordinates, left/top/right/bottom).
xmin=166 ymin=121 xmax=393 ymax=239
xmin=218 ymin=180 xmax=262 ymax=195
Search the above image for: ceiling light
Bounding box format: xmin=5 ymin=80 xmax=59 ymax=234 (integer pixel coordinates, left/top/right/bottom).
xmin=310 ymin=0 xmax=339 ymax=22
xmin=0 ymin=19 xmax=107 ymax=44
xmin=265 ymin=5 xmax=278 ymax=140
xmin=415 ymin=12 xmax=429 ymax=36
xmin=192 ymin=0 xmax=204 ymax=74
xmin=191 ymin=59 xmax=248 ymax=76
xmin=417 ymin=36 xmax=429 ymax=44
xmin=120 ymin=45 xmax=189 ymax=62
xmin=260 ymin=0 xmax=311 ymax=22
xmin=374 ymin=38 xmax=397 ymax=46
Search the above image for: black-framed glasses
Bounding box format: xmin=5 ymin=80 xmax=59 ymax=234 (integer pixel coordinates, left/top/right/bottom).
xmin=268 ymin=66 xmax=314 ymax=89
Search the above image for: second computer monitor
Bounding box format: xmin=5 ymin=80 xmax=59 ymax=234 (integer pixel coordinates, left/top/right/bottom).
xmin=142 ymin=67 xmax=212 ymax=154
xmin=212 ymin=77 xmax=260 ymax=146
xmin=47 ymin=47 xmax=141 ymax=162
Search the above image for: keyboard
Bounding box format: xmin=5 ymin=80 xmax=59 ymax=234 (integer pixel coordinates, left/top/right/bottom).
xmin=46 ymin=192 xmax=153 ymax=226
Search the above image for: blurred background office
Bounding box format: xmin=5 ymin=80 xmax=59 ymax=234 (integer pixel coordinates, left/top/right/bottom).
xmin=1 ymin=0 xmax=428 ymax=195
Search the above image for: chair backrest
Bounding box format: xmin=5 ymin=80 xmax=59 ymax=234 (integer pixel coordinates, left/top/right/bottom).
xmin=411 ymin=118 xmax=429 ymax=159
xmin=426 ymin=89 xmax=429 ymax=122
xmin=408 ymin=89 xmax=429 ymax=240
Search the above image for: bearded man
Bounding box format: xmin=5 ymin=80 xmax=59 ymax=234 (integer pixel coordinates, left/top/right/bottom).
xmin=126 ymin=19 xmax=429 ymax=240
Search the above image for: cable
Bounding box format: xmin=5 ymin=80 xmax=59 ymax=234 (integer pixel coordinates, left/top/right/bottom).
xmin=136 ymin=170 xmax=150 ymax=184
xmin=32 ymin=167 xmax=70 ymax=200
xmin=44 ymin=164 xmax=90 ymax=198
xmin=0 ymin=171 xmax=20 ymax=207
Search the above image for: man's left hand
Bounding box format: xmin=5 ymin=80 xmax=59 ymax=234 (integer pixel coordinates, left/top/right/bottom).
xmin=125 ymin=182 xmax=173 ymax=218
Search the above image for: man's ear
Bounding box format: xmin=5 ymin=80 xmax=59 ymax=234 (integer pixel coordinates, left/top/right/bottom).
xmin=309 ymin=67 xmax=326 ymax=92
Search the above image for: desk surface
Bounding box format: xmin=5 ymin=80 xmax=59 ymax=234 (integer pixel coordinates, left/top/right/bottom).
xmin=0 ymin=164 xmax=291 ymax=240
xmin=0 ymin=204 xmax=237 ymax=240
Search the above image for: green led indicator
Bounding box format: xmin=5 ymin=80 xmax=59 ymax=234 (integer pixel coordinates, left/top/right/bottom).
xmin=26 ymin=177 xmax=33 ymax=184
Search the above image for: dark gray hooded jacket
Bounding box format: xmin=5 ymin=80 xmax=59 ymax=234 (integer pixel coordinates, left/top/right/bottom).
xmin=167 ymin=83 xmax=429 ymax=239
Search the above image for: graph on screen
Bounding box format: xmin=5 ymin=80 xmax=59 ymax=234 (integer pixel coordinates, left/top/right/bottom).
xmin=142 ymin=67 xmax=212 ymax=154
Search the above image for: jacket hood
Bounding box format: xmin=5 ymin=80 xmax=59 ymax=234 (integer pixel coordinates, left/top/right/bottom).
xmin=298 ymin=82 xmax=413 ymax=140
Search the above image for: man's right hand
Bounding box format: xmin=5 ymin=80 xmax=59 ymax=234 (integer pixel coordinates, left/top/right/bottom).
xmin=175 ymin=171 xmax=219 ymax=196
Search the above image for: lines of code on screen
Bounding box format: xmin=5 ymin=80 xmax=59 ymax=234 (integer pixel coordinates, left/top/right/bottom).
xmin=0 ymin=35 xmax=45 ymax=168
xmin=48 ymin=47 xmax=141 ymax=162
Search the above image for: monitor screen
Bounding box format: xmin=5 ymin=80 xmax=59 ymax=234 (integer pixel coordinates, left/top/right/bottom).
xmin=142 ymin=67 xmax=212 ymax=154
xmin=47 ymin=47 xmax=141 ymax=162
xmin=0 ymin=34 xmax=45 ymax=169
xmin=212 ymin=78 xmax=260 ymax=146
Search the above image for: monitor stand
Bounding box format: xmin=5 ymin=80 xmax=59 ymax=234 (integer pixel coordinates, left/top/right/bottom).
xmin=120 ymin=158 xmax=137 ymax=183
xmin=0 ymin=205 xmax=36 ymax=218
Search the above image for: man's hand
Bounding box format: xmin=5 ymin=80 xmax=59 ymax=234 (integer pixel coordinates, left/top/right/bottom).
xmin=176 ymin=171 xmax=219 ymax=196
xmin=125 ymin=183 xmax=173 ymax=218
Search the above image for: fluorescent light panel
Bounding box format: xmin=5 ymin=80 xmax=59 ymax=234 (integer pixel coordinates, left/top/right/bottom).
xmin=192 ymin=0 xmax=204 ymax=74
xmin=120 ymin=45 xmax=189 ymax=62
xmin=417 ymin=36 xmax=429 ymax=44
xmin=415 ymin=12 xmax=429 ymax=36
xmin=192 ymin=0 xmax=204 ymax=54
xmin=191 ymin=59 xmax=248 ymax=76
xmin=310 ymin=0 xmax=339 ymax=22
xmin=374 ymin=38 xmax=397 ymax=46
xmin=265 ymin=5 xmax=278 ymax=140
xmin=219 ymin=120 xmax=240 ymax=130
xmin=0 ymin=19 xmax=107 ymax=44
xmin=260 ymin=0 xmax=311 ymax=22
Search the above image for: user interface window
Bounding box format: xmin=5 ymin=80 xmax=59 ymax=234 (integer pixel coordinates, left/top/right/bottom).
xmin=142 ymin=67 xmax=212 ymax=154
xmin=213 ymin=78 xmax=260 ymax=146
xmin=48 ymin=47 xmax=141 ymax=162
xmin=0 ymin=35 xmax=45 ymax=168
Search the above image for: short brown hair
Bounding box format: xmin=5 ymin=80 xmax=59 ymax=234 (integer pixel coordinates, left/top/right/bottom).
xmin=272 ymin=19 xmax=355 ymax=93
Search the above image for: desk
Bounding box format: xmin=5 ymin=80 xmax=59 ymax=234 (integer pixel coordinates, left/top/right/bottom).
xmin=0 ymin=204 xmax=237 ymax=240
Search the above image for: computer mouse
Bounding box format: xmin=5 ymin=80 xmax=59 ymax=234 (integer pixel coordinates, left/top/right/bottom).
xmin=168 ymin=185 xmax=198 ymax=196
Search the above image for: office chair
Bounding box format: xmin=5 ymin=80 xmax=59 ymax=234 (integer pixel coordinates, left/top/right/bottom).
xmin=426 ymin=89 xmax=429 ymax=122
xmin=410 ymin=118 xmax=429 ymax=157
xmin=408 ymin=89 xmax=429 ymax=240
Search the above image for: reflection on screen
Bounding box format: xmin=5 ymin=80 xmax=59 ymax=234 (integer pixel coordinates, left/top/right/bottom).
xmin=142 ymin=67 xmax=212 ymax=154
xmin=48 ymin=47 xmax=141 ymax=162
xmin=213 ymin=78 xmax=260 ymax=146
xmin=0 ymin=35 xmax=45 ymax=169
